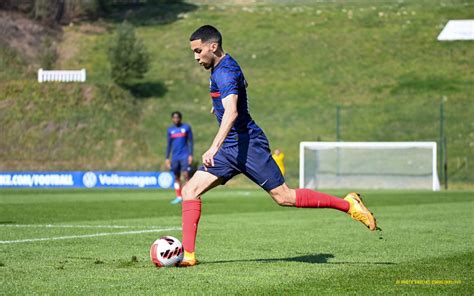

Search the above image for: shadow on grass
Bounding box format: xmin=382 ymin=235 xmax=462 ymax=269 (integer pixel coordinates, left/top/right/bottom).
xmin=102 ymin=0 xmax=198 ymax=27
xmin=204 ymin=253 xmax=395 ymax=265
xmin=121 ymin=81 xmax=167 ymax=99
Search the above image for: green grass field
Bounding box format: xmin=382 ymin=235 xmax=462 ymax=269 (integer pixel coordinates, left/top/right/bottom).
xmin=1 ymin=189 xmax=472 ymax=294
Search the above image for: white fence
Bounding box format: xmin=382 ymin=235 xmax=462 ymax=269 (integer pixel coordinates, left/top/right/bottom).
xmin=38 ymin=69 xmax=86 ymax=83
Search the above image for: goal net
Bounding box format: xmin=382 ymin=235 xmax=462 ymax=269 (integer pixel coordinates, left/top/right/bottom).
xmin=300 ymin=142 xmax=440 ymax=191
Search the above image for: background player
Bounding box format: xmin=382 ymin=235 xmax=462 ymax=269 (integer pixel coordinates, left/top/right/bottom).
xmin=165 ymin=111 xmax=193 ymax=204
xmin=272 ymin=149 xmax=285 ymax=176
xmin=179 ymin=25 xmax=377 ymax=266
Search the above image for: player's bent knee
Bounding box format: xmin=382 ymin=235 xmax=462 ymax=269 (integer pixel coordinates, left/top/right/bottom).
xmin=269 ymin=185 xmax=296 ymax=207
xmin=274 ymin=194 xmax=292 ymax=206
xmin=181 ymin=184 xmax=200 ymax=201
xmin=274 ymin=196 xmax=288 ymax=206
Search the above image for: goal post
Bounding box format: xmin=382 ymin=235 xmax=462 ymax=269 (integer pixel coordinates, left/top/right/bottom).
xmin=299 ymin=142 xmax=440 ymax=191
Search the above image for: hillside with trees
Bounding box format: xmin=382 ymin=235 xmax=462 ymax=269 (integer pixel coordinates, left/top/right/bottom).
xmin=1 ymin=1 xmax=473 ymax=187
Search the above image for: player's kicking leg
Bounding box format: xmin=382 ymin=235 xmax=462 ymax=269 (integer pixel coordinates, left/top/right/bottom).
xmin=267 ymin=184 xmax=377 ymax=231
xmin=242 ymin=133 xmax=377 ymax=231
xmin=178 ymin=170 xmax=222 ymax=266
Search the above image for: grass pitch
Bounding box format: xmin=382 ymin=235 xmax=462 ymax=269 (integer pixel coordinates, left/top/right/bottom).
xmin=0 ymin=189 xmax=472 ymax=295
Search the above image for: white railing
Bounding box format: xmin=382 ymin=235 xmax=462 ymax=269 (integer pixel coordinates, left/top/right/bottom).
xmin=38 ymin=69 xmax=86 ymax=83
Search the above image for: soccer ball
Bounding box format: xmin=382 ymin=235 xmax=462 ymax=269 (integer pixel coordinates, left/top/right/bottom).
xmin=150 ymin=236 xmax=184 ymax=267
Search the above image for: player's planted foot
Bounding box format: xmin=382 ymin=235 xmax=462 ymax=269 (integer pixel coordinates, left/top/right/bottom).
xmin=178 ymin=251 xmax=198 ymax=267
xmin=344 ymin=192 xmax=377 ymax=231
xmin=170 ymin=197 xmax=183 ymax=204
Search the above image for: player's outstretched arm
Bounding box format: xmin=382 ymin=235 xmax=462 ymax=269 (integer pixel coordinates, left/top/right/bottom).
xmin=202 ymin=94 xmax=238 ymax=167
xmin=210 ymin=94 xmax=238 ymax=149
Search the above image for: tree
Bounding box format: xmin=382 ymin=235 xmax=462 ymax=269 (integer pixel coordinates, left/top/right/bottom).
xmin=27 ymin=0 xmax=100 ymax=25
xmin=108 ymin=21 xmax=150 ymax=85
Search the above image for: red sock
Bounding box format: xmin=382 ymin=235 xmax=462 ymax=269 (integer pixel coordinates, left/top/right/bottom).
xmin=295 ymin=189 xmax=349 ymax=212
xmin=182 ymin=200 xmax=201 ymax=253
xmin=174 ymin=182 xmax=182 ymax=198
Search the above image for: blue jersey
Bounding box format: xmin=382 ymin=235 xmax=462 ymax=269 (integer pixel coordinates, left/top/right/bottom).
xmin=210 ymin=54 xmax=262 ymax=146
xmin=166 ymin=123 xmax=193 ymax=161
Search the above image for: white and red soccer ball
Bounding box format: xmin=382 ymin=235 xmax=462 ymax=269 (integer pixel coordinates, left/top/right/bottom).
xmin=150 ymin=236 xmax=184 ymax=267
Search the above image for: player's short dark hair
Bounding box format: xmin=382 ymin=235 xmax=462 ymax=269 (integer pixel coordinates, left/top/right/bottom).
xmin=189 ymin=25 xmax=222 ymax=48
xmin=171 ymin=111 xmax=182 ymax=119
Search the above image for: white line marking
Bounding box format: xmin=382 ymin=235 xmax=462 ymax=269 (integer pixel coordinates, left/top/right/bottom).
xmin=0 ymin=227 xmax=181 ymax=244
xmin=0 ymin=224 xmax=171 ymax=229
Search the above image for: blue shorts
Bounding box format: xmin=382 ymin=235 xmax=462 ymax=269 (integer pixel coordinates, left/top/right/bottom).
xmin=199 ymin=132 xmax=285 ymax=191
xmin=171 ymin=158 xmax=191 ymax=175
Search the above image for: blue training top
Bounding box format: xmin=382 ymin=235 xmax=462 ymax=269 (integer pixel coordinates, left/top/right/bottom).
xmin=209 ymin=54 xmax=262 ymax=146
xmin=166 ymin=123 xmax=193 ymax=161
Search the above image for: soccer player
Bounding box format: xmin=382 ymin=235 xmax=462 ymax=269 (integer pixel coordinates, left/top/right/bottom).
xmin=179 ymin=25 xmax=377 ymax=266
xmin=165 ymin=111 xmax=193 ymax=204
